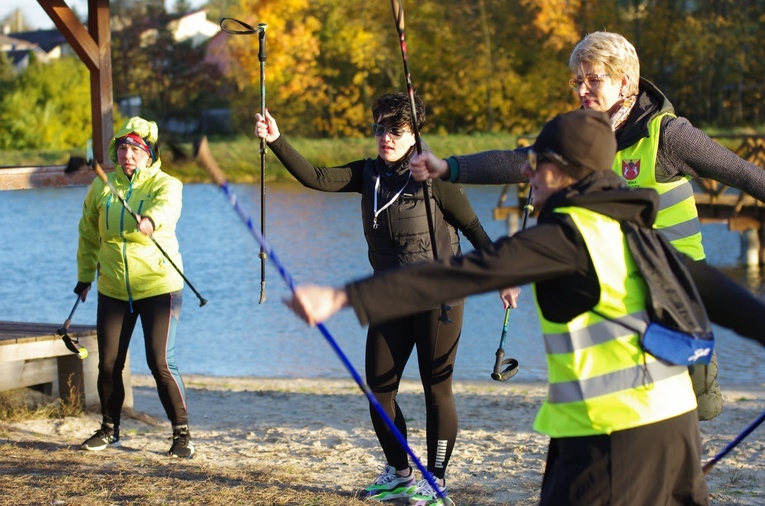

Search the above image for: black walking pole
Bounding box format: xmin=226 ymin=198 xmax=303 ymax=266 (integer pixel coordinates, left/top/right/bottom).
xmin=390 ymin=0 xmax=450 ymax=324
xmin=257 ymin=23 xmax=268 ymax=303
xmin=220 ymin=17 xmax=269 ymax=304
xmin=490 ymin=189 xmax=533 ymax=381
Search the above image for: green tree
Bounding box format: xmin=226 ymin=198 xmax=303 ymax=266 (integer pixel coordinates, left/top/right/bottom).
xmin=0 ymin=51 xmax=14 ymax=82
xmin=111 ymin=8 xmax=230 ymax=136
xmin=226 ymin=0 xmax=325 ymax=136
xmin=0 ymin=57 xmax=92 ymax=150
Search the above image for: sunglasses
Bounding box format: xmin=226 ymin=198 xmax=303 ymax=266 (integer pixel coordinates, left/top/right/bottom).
xmin=528 ymin=149 xmax=570 ymax=172
xmin=371 ymin=123 xmax=409 ymax=139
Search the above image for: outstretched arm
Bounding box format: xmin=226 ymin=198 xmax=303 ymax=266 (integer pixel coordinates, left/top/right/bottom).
xmin=661 ymin=117 xmax=765 ymax=201
xmin=682 ymin=257 xmax=765 ymax=346
xmin=255 ymin=110 xmax=364 ymax=192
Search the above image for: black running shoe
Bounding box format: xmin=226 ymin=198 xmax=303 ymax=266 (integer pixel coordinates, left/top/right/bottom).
xmin=81 ymin=424 xmax=120 ymax=451
xmin=168 ymin=426 xmax=195 ymax=458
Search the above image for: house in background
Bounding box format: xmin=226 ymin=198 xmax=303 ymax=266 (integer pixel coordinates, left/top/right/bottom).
xmin=167 ymin=9 xmax=220 ymax=47
xmin=0 ymin=31 xmax=52 ymax=71
xmin=111 ymin=9 xmax=220 ymax=49
xmin=3 ymin=27 xmax=73 ymax=60
xmin=2 ymin=8 xmax=220 ymax=67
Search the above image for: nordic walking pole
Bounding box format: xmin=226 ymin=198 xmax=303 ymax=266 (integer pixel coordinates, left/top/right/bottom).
xmin=91 ymin=162 xmax=208 ymax=307
xmin=257 ymin=23 xmax=268 ymax=304
xmin=220 ymin=17 xmax=269 ymax=304
xmin=490 ymin=188 xmax=532 ymax=382
xmin=195 ymin=137 xmax=443 ymax=498
xmin=491 ymin=307 xmax=518 ymax=381
xmin=58 ymin=295 xmax=81 ymax=336
xmin=703 ymin=409 xmax=765 ymax=474
xmin=390 ymin=0 xmax=450 ymax=324
xmin=57 ymin=295 xmax=88 ymax=359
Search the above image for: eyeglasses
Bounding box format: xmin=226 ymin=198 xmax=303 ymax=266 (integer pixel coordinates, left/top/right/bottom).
xmin=528 ymin=149 xmax=570 ymax=172
xmin=568 ymin=73 xmax=610 ymax=90
xmin=371 ymin=123 xmax=409 ymax=139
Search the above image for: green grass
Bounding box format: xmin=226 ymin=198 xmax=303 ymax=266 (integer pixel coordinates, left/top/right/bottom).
xmin=165 ymin=133 xmax=519 ymax=183
xmin=0 ymin=133 xmax=518 ymax=184
xmin=4 ymin=126 xmax=763 ymax=184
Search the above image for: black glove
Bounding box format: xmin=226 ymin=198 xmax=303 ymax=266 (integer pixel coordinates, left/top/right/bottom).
xmin=74 ymin=281 xmax=91 ymax=295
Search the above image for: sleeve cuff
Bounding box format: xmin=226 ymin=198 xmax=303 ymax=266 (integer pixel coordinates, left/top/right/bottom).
xmin=445 ymin=157 xmax=460 ymax=182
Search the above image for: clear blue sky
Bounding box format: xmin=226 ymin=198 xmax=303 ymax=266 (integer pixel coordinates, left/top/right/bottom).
xmin=0 ymin=1 xmax=207 ymax=31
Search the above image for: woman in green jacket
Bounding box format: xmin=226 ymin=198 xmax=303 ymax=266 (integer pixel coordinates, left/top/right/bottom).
xmin=75 ymin=116 xmax=194 ymax=458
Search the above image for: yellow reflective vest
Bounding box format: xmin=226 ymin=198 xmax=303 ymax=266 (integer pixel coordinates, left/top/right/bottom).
xmin=613 ymin=113 xmax=705 ymax=260
xmin=532 ymin=206 xmax=696 ymax=438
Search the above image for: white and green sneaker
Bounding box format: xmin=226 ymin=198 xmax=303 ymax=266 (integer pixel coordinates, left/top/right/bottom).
xmin=409 ymin=474 xmax=454 ymax=506
xmin=363 ymin=464 xmax=416 ymax=501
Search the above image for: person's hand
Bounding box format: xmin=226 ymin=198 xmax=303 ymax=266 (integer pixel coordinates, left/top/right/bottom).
xmin=254 ymin=109 xmax=281 ymax=143
xmin=283 ymin=285 xmax=349 ymax=326
xmin=410 ymin=151 xmax=449 ymax=182
xmin=136 ymin=215 xmax=154 ymax=236
xmin=499 ymin=286 xmax=521 ymax=309
xmin=74 ymin=281 xmax=91 ymax=302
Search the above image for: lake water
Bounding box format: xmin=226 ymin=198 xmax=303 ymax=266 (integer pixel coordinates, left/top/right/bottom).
xmin=1 ymin=183 xmax=764 ymax=386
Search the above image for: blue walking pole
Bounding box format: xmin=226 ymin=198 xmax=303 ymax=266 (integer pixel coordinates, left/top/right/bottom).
xmin=195 ymin=137 xmax=442 ymax=496
xmin=703 ymin=409 xmax=765 ymax=474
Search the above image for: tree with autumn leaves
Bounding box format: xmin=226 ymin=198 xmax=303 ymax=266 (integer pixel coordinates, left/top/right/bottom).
xmin=223 ymin=0 xmax=765 ymax=138
xmin=1 ymin=0 xmax=762 ymax=150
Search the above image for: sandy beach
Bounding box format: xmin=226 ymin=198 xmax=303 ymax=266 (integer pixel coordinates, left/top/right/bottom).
xmin=2 ymin=375 xmax=765 ymax=505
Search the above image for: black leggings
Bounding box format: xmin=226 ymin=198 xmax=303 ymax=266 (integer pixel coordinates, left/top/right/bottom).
xmin=365 ymin=304 xmax=464 ymax=480
xmin=96 ymin=291 xmax=188 ymax=427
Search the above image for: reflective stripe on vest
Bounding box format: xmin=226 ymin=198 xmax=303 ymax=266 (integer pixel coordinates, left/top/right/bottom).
xmin=613 ymin=113 xmax=705 ymax=260
xmin=532 ymin=206 xmax=696 ymax=438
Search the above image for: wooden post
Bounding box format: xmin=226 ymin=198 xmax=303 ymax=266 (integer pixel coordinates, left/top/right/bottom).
xmin=741 ymin=228 xmax=761 ymax=269
xmin=38 ymin=0 xmax=114 ymax=168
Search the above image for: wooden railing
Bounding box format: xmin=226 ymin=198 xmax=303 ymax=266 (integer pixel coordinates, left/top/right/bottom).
xmin=0 ymin=163 xmax=96 ymax=191
xmin=493 ymin=135 xmax=765 ymax=265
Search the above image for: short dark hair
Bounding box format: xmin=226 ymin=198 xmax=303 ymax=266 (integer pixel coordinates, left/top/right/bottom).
xmin=372 ymin=93 xmax=425 ymax=130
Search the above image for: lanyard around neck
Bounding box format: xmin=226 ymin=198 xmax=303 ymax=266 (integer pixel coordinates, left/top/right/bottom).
xmin=373 ymin=172 xmax=412 ymax=229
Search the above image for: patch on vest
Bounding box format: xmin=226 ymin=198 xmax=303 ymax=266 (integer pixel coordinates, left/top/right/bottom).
xmin=622 ymin=159 xmax=640 ymax=181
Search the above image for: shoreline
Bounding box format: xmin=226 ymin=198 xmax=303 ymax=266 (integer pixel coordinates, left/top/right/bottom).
xmin=2 ymin=375 xmax=764 ymax=505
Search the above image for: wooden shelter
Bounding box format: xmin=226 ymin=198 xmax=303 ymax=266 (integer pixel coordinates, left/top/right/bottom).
xmin=0 ymin=0 xmax=113 ymax=190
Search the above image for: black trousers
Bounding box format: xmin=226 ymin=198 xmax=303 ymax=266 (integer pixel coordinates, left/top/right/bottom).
xmin=540 ymin=410 xmax=709 ymax=506
xmin=96 ymin=291 xmax=188 ymax=427
xmin=365 ymin=304 xmax=464 ymax=480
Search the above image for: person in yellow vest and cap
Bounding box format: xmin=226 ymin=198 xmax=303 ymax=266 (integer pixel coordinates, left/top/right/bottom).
xmin=282 ymin=109 xmax=765 ymax=505
xmin=407 ymin=31 xmax=765 ymax=422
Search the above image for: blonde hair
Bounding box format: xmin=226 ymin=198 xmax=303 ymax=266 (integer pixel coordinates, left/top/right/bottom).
xmin=569 ymin=32 xmax=640 ymax=97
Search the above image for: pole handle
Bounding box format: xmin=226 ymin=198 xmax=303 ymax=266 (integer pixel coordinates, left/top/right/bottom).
xmin=391 ymin=0 xmax=405 ymax=32
xmin=258 ymin=23 xmax=267 ymax=61
xmin=491 ymin=308 xmax=519 ymax=381
xmin=57 ymin=295 xmax=81 ymax=336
